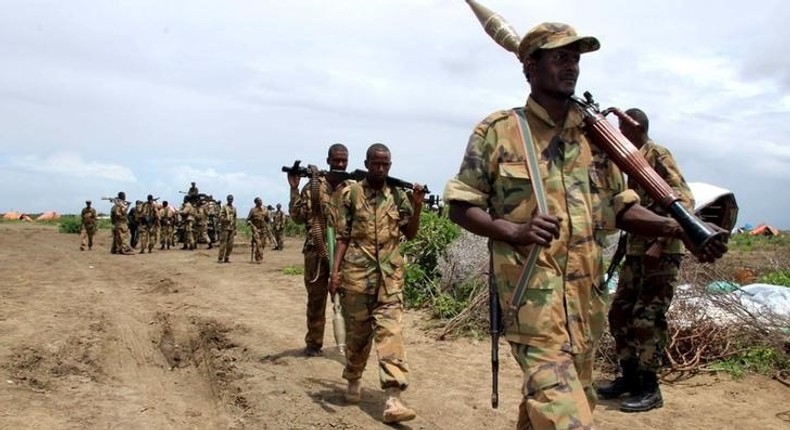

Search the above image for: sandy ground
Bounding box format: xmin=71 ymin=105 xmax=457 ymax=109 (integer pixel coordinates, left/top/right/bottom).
xmin=1 ymin=222 xmax=788 ymax=430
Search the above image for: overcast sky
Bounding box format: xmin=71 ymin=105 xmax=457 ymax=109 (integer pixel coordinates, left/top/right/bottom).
xmin=1 ymin=0 xmax=788 ymax=228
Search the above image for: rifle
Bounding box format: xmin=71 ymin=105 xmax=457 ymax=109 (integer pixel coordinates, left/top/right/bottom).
xmin=571 ymin=92 xmax=728 ymax=252
xmin=605 ymin=232 xmax=628 ymax=286
xmin=101 ymin=196 xmax=130 ymax=205
xmin=281 ymin=160 xmax=430 ymax=193
xmin=487 ymin=240 xmax=502 ymax=409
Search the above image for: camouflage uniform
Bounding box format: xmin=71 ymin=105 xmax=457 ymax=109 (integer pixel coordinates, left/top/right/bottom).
xmin=159 ymin=205 xmax=176 ymax=249
xmin=444 ymin=98 xmax=639 ymax=429
xmin=272 ymin=208 xmax=285 ymax=250
xmin=217 ymin=202 xmax=237 ymax=263
xmin=331 ymin=178 xmax=413 ymax=390
xmin=289 ymin=176 xmax=338 ymax=351
xmin=195 ymin=202 xmax=210 ymax=247
xmin=608 ymin=140 xmax=694 ymax=373
xmin=247 ymin=206 xmax=270 ymax=263
xmin=79 ymin=204 xmax=97 ymax=251
xmin=111 ymin=200 xmax=131 ymax=254
xmin=180 ymin=201 xmax=195 ymax=249
xmin=137 ymin=201 xmax=158 ymax=253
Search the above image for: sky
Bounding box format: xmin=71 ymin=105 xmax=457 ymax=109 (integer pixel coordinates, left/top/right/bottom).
xmin=1 ymin=0 xmax=788 ymax=228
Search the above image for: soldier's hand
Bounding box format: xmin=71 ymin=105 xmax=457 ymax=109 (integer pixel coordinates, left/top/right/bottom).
xmin=410 ymin=183 xmax=427 ymax=207
xmin=329 ymin=271 xmax=341 ymax=294
xmin=287 ymin=172 xmax=301 ymax=190
xmin=684 ymin=223 xmax=728 ymax=263
xmin=510 ymin=212 xmax=561 ymax=247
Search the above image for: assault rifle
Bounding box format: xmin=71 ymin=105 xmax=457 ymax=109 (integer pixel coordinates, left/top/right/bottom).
xmin=281 ymin=160 xmax=430 ymax=193
xmin=101 ymin=196 xmax=130 ymax=205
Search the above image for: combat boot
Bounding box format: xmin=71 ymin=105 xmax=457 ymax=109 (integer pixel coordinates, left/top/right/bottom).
xmin=345 ymin=379 xmax=361 ymax=404
xmin=160 ymin=244 xmax=165 ymax=250
xmin=597 ymin=359 xmax=639 ymax=399
xmin=382 ymin=387 xmax=416 ymax=424
xmin=620 ymin=371 xmax=663 ymax=412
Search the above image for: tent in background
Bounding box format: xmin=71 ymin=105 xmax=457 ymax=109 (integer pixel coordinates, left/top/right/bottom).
xmin=688 ymin=182 xmax=739 ymax=231
xmin=749 ymin=224 xmax=781 ymax=237
xmin=36 ymin=211 xmax=60 ymax=221
xmin=2 ymin=211 xmax=21 ymax=220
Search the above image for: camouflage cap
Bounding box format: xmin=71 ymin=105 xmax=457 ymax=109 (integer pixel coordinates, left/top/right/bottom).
xmin=518 ymin=22 xmax=600 ymax=61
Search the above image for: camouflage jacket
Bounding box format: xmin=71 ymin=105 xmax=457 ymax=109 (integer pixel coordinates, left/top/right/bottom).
xmin=626 ymin=140 xmax=695 ymax=256
xmin=180 ymin=202 xmax=194 ymax=222
xmin=219 ymin=204 xmax=237 ymax=231
xmin=159 ymin=206 xmax=176 ymax=226
xmin=289 ymin=176 xmax=341 ymax=256
xmin=246 ymin=206 xmax=270 ymax=231
xmin=195 ymin=204 xmax=208 ymax=226
xmin=81 ymin=207 xmax=97 ymax=228
xmin=111 ymin=202 xmax=128 ymax=225
xmin=272 ymin=210 xmax=285 ymax=231
xmin=137 ymin=202 xmax=159 ymax=226
xmin=443 ymin=97 xmax=639 ymax=353
xmin=332 ymin=178 xmax=413 ymax=295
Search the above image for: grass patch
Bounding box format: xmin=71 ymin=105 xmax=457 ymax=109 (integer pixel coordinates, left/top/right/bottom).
xmin=282 ymin=266 xmax=304 ymax=276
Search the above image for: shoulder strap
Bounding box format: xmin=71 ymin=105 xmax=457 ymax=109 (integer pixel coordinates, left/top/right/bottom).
xmin=506 ymin=109 xmax=549 ymax=325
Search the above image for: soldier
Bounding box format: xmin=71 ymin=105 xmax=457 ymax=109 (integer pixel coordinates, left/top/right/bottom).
xmin=110 ymin=192 xmax=134 ymax=255
xmin=596 ymin=108 xmax=695 ymax=412
xmin=246 ymin=197 xmax=270 ymax=264
xmin=329 ymin=143 xmax=425 ymax=424
xmin=127 ymin=200 xmax=141 ymax=249
xmin=217 ymin=194 xmax=237 ymax=263
xmin=444 ymin=12 xmax=727 ymax=429
xmin=79 ymin=200 xmax=97 ymax=251
xmin=272 ymin=203 xmax=285 ymax=250
xmin=288 ymin=143 xmax=348 ymax=357
xmin=195 ymin=200 xmax=212 ymax=249
xmin=180 ymin=195 xmax=195 ymax=250
xmin=159 ymin=201 xmax=176 ymax=250
xmin=187 ymin=181 xmax=199 ymax=199
xmin=137 ymin=194 xmax=159 ymax=254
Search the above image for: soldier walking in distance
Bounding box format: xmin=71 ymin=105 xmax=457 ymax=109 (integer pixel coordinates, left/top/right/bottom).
xmin=110 ymin=192 xmax=134 ymax=255
xmin=288 ymin=143 xmax=349 ymax=357
xmin=137 ymin=194 xmax=159 ymax=254
xmin=329 ymin=143 xmax=425 ymax=424
xmin=272 ymin=203 xmax=285 ymax=250
xmin=79 ymin=200 xmax=97 ymax=251
xmin=159 ymin=201 xmax=176 ymax=250
xmin=180 ymin=196 xmax=195 ymax=250
xmin=246 ymin=198 xmax=270 ymax=263
xmin=217 ymin=194 xmax=237 ymax=263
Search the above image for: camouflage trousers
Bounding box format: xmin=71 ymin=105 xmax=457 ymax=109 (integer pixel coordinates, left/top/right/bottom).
xmin=138 ymin=224 xmax=157 ymax=252
xmin=303 ymin=252 xmax=328 ymax=348
xmin=195 ymin=222 xmax=209 ymax=245
xmin=340 ymin=285 xmax=408 ymax=390
xmin=273 ymin=228 xmax=284 ymax=250
xmin=111 ymin=223 xmax=129 ymax=254
xmin=80 ymin=225 xmax=96 ymax=250
xmin=608 ymin=254 xmax=681 ymax=372
xmin=217 ymin=230 xmax=235 ymax=262
xmin=510 ymin=344 xmax=596 ymax=430
xmin=182 ymin=221 xmax=194 ymax=248
xmin=251 ymin=228 xmax=267 ymax=262
xmin=160 ymin=224 xmax=174 ymax=247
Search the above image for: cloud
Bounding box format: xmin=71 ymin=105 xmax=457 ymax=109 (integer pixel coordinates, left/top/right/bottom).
xmin=4 ymin=153 xmax=136 ymax=182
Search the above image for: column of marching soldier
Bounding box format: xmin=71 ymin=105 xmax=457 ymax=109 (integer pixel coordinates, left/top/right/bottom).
xmin=78 ymin=182 xmax=288 ymax=264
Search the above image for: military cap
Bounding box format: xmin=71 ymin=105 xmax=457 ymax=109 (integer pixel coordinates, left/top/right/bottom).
xmin=86 ymin=200 xmax=92 ymax=204
xmin=518 ymin=22 xmax=599 ymax=61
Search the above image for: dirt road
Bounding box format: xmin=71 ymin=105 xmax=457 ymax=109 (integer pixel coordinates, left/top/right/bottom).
xmin=1 ymin=223 xmax=788 ymax=429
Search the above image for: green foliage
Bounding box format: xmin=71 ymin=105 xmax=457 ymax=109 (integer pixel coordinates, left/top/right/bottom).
xmin=57 ymin=215 xmax=81 ymax=233
xmin=236 ymin=220 xmax=252 ymax=239
xmin=400 ymin=211 xmax=461 ymax=309
xmin=283 ymin=265 xmax=304 ymax=276
xmin=728 ymin=232 xmax=789 ymax=252
xmin=284 ymin=217 xmax=305 ymax=237
xmin=757 ymin=269 xmax=790 ymax=287
xmin=710 ymin=347 xmax=789 ymax=379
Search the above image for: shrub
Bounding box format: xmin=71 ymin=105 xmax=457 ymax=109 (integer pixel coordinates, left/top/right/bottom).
xmin=58 ymin=215 xmax=82 ymax=234
xmin=757 ymin=269 xmax=790 ymax=287
xmin=283 ymin=265 xmax=304 ymax=276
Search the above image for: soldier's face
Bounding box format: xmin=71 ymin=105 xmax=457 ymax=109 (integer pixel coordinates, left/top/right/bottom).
xmin=530 ymin=46 xmax=580 ymax=98
xmin=327 ymin=150 xmax=348 ymax=172
xmin=365 ymin=150 xmax=391 ymax=183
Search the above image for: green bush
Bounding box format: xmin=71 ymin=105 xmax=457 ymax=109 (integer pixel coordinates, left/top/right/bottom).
xmin=283 ymin=265 xmax=304 ymax=276
xmin=284 ymin=217 xmax=305 ymax=237
xmin=710 ymin=347 xmax=789 ymax=379
xmin=58 ymin=215 xmax=82 ymax=234
xmin=401 ymin=211 xmax=461 ymax=309
xmin=757 ymin=269 xmax=790 ymax=287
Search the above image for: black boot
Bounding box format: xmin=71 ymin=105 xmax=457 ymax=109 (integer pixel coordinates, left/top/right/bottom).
xmin=620 ymin=371 xmax=663 ymax=412
xmin=598 ymin=359 xmax=639 ymax=399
